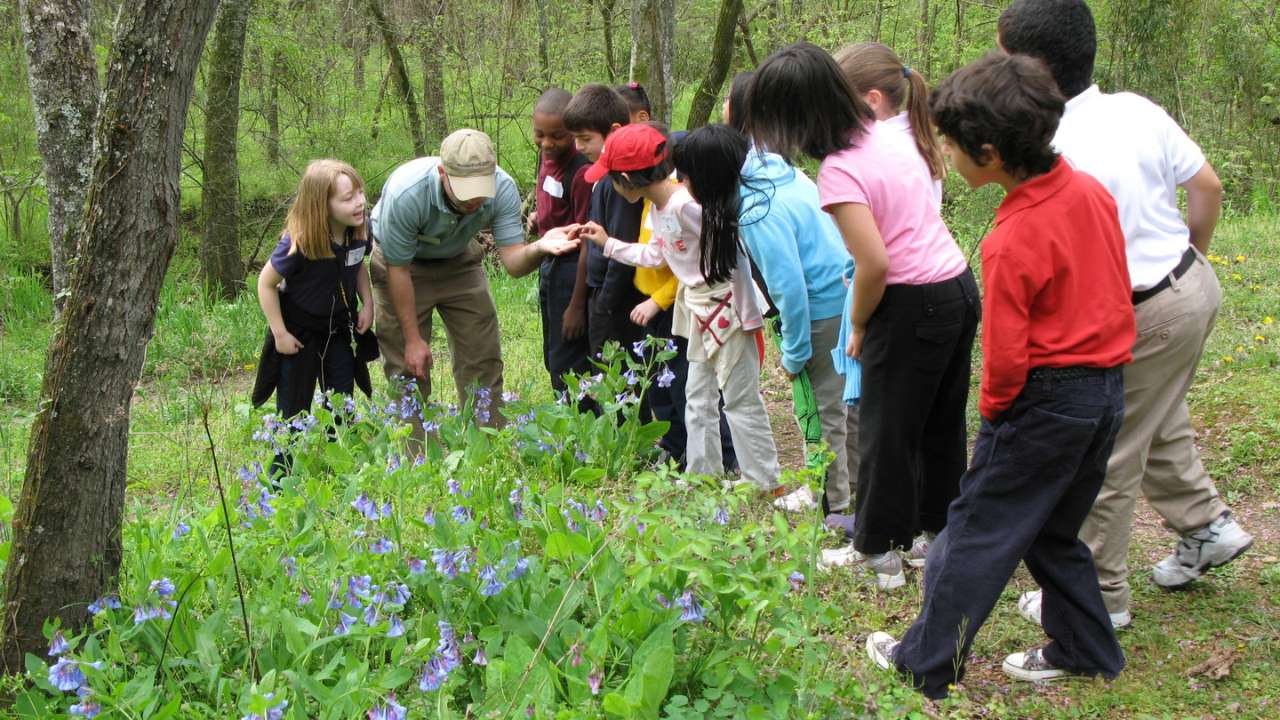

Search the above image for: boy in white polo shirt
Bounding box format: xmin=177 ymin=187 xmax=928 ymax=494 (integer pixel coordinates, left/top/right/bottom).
xmin=998 ymin=0 xmax=1253 ymax=630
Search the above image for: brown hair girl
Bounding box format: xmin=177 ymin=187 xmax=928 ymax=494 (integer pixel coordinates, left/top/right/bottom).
xmin=284 ymin=159 xmax=368 ymax=260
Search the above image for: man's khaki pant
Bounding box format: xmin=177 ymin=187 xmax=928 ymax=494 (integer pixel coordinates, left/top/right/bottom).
xmin=369 ymin=241 xmax=504 ymax=419
xmin=1080 ymin=249 xmax=1228 ymax=614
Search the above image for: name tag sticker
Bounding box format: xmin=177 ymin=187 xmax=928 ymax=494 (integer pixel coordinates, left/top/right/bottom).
xmin=542 ymin=174 xmax=565 ymax=198
xmin=345 ymin=246 xmax=366 ymax=266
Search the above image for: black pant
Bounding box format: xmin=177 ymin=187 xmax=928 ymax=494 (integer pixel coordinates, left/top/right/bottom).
xmin=854 ymin=269 xmax=979 ymax=554
xmin=646 ymin=310 xmax=737 ymax=472
xmin=271 ymin=324 xmax=356 ymax=479
xmin=895 ymin=367 xmax=1127 ymax=699
xmin=539 ymin=255 xmax=592 ymax=393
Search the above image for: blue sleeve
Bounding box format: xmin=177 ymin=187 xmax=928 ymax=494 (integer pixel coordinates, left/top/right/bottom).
xmin=740 ymin=211 xmax=813 ymax=374
xmin=269 ymin=234 xmax=299 ymax=277
xmin=491 ymin=176 xmax=525 ymax=247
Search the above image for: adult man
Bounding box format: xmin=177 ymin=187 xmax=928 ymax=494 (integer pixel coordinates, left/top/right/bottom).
xmin=997 ymin=0 xmax=1252 ymax=631
xmin=369 ymin=129 xmax=578 ymax=417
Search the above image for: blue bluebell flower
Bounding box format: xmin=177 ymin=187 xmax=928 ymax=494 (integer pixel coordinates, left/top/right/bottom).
xmin=369 ymin=538 xmax=394 ymax=555
xmin=575 ymin=449 xmax=589 ymax=463
xmin=352 ymin=493 xmax=378 ymax=520
xmin=436 ymin=621 xmax=461 ymax=670
xmin=447 ymin=479 xmax=462 ymax=495
xmin=386 ymin=615 xmax=405 ymax=639
xmin=87 ymin=596 xmax=120 ymax=615
xmin=298 ymin=588 xmax=312 ymax=606
xmin=363 ymin=603 xmax=379 ymax=626
xmin=47 ymin=631 xmax=69 ymax=656
xmin=423 ymin=420 xmax=440 ymax=433
xmin=237 ymin=464 xmax=258 ymax=482
xmin=172 ymin=522 xmax=190 ymax=539
xmin=281 ymin=556 xmax=297 ymax=578
xmin=472 ymin=647 xmax=488 ymax=666
xmin=48 ymin=657 xmax=85 ymax=691
xmin=450 ymin=505 xmax=471 ymax=523
xmin=412 ymin=454 xmax=426 ymax=467
xmin=407 ymin=558 xmax=426 ymax=575
xmin=655 ymin=592 xmax=671 ymax=609
xmin=69 ymin=696 xmax=100 ymax=718
xmin=389 ymin=583 xmax=411 ymax=605
xmin=380 ymin=501 xmax=393 ymax=519
xmin=334 ymin=612 xmax=357 ymax=636
xmin=502 ymin=391 xmax=519 ymax=403
xmin=423 ymin=508 xmax=436 ymax=526
xmin=632 ymin=339 xmax=647 ymax=356
xmin=657 ymin=365 xmax=676 ymax=388
xmin=366 ymin=694 xmax=406 ymax=720
xmin=788 ymin=571 xmax=806 ymax=593
xmin=386 ymin=454 xmax=402 ymax=472
xmin=508 ymin=557 xmax=530 ymax=582
xmin=676 ymin=590 xmax=706 ymax=623
xmin=623 ymin=369 xmax=639 ymax=386
xmin=589 ymin=668 xmax=603 ymax=696
xmin=418 ymin=656 xmax=448 ymax=692
xmin=589 ymin=499 xmax=608 ymax=523
xmin=343 ymin=396 xmax=357 ymax=414
xmin=257 ymin=488 xmax=276 ymax=518
xmin=478 ymin=565 xmax=505 ymax=596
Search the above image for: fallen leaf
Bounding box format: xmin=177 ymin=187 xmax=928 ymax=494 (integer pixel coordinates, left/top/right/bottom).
xmin=1185 ymin=647 xmax=1237 ymax=680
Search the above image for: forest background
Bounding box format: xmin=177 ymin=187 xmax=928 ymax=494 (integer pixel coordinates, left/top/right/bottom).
xmin=0 ymin=0 xmax=1277 ymax=718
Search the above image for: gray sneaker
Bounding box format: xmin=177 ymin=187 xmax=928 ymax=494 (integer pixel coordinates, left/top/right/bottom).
xmin=866 ymin=551 xmax=906 ymax=591
xmin=1002 ymin=646 xmax=1082 ymax=682
xmin=866 ymin=631 xmax=900 ymax=670
xmin=1016 ymin=589 xmax=1132 ymax=630
xmin=905 ymin=532 xmax=935 ymax=569
xmin=1152 ymin=512 xmax=1254 ymax=589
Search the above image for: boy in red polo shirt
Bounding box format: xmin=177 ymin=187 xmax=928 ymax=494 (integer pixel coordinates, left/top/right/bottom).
xmin=865 ymin=52 xmax=1135 ymax=698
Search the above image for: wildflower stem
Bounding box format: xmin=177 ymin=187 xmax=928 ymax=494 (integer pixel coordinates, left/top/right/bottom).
xmin=201 ymin=404 xmax=259 ymax=681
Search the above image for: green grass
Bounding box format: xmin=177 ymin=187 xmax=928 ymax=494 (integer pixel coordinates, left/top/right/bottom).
xmin=0 ymin=213 xmax=1277 ymax=717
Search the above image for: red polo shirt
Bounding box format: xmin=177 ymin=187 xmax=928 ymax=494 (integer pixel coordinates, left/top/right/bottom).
xmin=980 ymin=157 xmax=1136 ymax=420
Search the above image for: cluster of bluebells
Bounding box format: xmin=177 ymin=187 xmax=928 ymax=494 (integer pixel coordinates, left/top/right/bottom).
xmin=473 ymin=386 xmax=494 ymax=425
xmin=508 ymin=481 xmax=526 ymax=521
xmin=418 ymin=621 xmax=463 ymax=691
xmin=133 ymin=577 xmax=177 ymax=625
xmin=351 ymin=493 xmax=397 ymax=553
xmin=656 ymin=589 xmax=706 ymax=623
xmin=47 ymin=632 xmax=103 ymax=717
xmin=239 ymin=486 xmax=277 ymax=527
xmin=241 ymin=693 xmax=288 ymax=720
xmin=562 ymin=497 xmax=608 ymax=532
xmin=366 ymin=693 xmax=407 ymax=720
xmin=328 ymin=575 xmax=411 ymax=638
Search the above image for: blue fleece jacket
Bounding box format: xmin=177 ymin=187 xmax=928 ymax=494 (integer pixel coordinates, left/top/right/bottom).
xmin=738 ymin=150 xmax=851 ymax=374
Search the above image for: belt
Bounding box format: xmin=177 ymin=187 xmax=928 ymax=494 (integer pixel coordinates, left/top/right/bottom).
xmin=1132 ymin=247 xmax=1196 ymax=305
xmin=1026 ymin=366 xmax=1112 ymax=382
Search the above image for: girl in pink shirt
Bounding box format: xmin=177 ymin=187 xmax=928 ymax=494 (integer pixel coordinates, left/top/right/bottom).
xmin=746 ymin=42 xmax=979 ymax=589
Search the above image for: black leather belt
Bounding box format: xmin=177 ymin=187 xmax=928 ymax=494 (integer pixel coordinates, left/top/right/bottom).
xmin=1132 ymin=247 xmax=1196 ymax=305
xmin=1027 ymin=366 xmax=1112 ymax=382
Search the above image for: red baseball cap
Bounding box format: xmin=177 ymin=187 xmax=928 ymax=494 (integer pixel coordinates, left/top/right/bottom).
xmin=584 ymin=124 xmax=669 ymax=183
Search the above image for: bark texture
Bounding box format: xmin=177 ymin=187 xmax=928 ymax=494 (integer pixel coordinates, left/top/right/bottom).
xmin=18 ymin=0 xmax=99 ymax=313
xmin=417 ymin=0 xmax=448 ymax=148
xmin=1 ymin=0 xmax=221 ymax=673
xmin=368 ymin=0 xmax=425 ymax=156
xmin=685 ymin=0 xmax=742 ymax=129
xmin=202 ymin=0 xmax=255 ymax=299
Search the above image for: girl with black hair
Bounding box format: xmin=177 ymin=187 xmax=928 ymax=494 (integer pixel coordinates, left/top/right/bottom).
xmin=576 ymin=123 xmax=814 ymax=512
xmin=721 ymin=71 xmax=754 ymax=133
xmin=615 ymin=82 xmax=652 ymax=123
xmin=675 ymin=123 xmax=859 ymax=535
xmin=748 ymin=42 xmax=979 ymax=590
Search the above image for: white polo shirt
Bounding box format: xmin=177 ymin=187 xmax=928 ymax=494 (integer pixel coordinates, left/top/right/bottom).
xmin=1052 ymin=85 xmax=1207 ymax=291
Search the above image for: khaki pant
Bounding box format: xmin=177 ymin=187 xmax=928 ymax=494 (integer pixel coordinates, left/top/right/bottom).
xmin=805 ymin=316 xmax=860 ymax=513
xmin=1080 ymin=250 xmax=1228 ymax=614
xmin=369 ymin=241 xmax=504 ymax=419
xmin=686 ymin=331 xmax=781 ymax=489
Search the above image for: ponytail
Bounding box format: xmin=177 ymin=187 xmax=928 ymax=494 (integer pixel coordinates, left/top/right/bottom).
xmin=903 ymin=68 xmax=946 ymax=180
xmin=672 ymin=125 xmax=751 ymax=286
xmin=834 ymin=42 xmax=946 ymax=180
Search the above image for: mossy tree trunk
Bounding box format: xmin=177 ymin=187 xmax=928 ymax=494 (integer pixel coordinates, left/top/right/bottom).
xmin=0 ymin=0 xmax=221 ymax=673
xmin=17 ymin=0 xmax=99 ymax=315
xmin=201 ymin=0 xmax=254 ymax=299
xmin=685 ymin=0 xmax=741 ymax=130
xmin=368 ymin=0 xmax=425 ymax=157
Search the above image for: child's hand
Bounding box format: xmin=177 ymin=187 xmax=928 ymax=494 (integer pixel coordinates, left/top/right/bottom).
xmin=526 ymin=210 xmax=537 ymax=234
xmin=356 ymin=304 xmax=374 ymax=334
xmin=630 ymin=299 xmax=661 ymax=327
xmin=576 ymin=222 xmax=609 ymax=247
xmin=274 ymin=330 xmax=303 ymax=355
xmin=845 ymin=323 xmax=865 ymax=359
xmin=562 ymin=302 xmax=586 ymax=340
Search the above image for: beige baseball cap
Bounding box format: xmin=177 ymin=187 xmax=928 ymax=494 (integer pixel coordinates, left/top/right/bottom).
xmin=440 ymin=129 xmax=497 ymax=201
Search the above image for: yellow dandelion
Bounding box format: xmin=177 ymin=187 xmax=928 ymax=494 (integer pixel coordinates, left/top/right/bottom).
xmin=1222 ymin=355 xmax=1235 ymax=364
xmin=1257 ymin=335 xmax=1267 ymax=343
xmin=1265 ymin=316 xmax=1275 ymax=325
xmin=1232 ymin=273 xmax=1244 ymax=282
xmin=1234 ymin=345 xmax=1246 ymax=354
xmin=1235 ymin=255 xmax=1246 ymax=263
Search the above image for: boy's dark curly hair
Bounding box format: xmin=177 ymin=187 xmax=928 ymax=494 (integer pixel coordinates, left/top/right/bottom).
xmin=929 ymin=52 xmax=1065 ymax=180
xmin=998 ymin=0 xmax=1097 ymax=98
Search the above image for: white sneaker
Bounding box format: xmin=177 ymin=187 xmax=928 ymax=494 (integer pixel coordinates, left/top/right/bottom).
xmin=866 ymin=631 xmax=899 ymax=670
xmin=1152 ymin=512 xmax=1254 ymax=589
xmin=818 ymin=543 xmax=864 ymax=570
xmin=1002 ymin=646 xmax=1081 ymax=682
xmin=772 ymin=486 xmax=818 ymax=513
xmin=905 ymin=532 xmax=935 ymax=569
xmin=866 ymin=551 xmax=906 ymax=591
xmin=1016 ymin=590 xmax=1132 ymax=630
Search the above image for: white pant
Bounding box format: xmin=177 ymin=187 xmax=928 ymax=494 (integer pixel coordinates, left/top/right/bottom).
xmin=685 ymin=332 xmax=782 ymax=490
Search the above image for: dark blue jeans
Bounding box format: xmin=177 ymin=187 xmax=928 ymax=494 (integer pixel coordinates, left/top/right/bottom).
xmin=894 ymin=367 xmax=1127 ymax=699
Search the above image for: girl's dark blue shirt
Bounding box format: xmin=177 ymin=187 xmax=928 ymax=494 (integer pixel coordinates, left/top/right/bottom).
xmin=270 ymin=232 xmax=370 ymax=327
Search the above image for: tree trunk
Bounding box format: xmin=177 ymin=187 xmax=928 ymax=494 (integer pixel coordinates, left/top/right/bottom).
xmin=201 ymin=0 xmax=254 ymax=300
xmin=1 ymin=0 xmax=221 ymax=673
xmin=371 ymin=60 xmax=392 ymax=140
xmin=353 ymin=28 xmax=367 ymax=91
xmin=648 ymin=0 xmax=676 ymax=125
xmin=535 ymin=0 xmax=551 ymax=86
xmin=18 ymin=0 xmax=100 ymax=316
xmin=266 ymin=49 xmax=282 ymax=165
xmin=598 ymin=0 xmax=618 ymax=83
xmin=417 ymin=0 xmax=448 ymax=149
xmin=685 ymin=0 xmax=741 ymax=130
xmin=917 ymin=0 xmax=931 ymax=68
xmin=367 ymin=0 xmax=425 ymax=156
xmin=873 ymin=0 xmax=884 ymax=41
